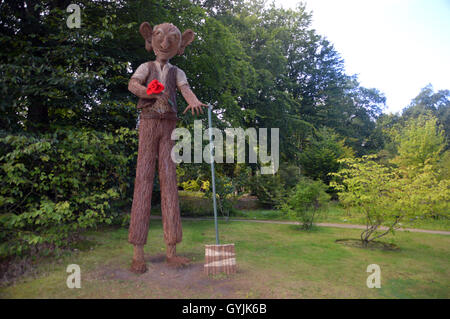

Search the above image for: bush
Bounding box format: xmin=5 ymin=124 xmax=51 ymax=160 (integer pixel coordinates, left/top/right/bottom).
xmin=181 ymin=179 xmax=201 ymax=192
xmin=278 ymin=164 xmax=302 ymax=189
xmin=180 ymin=179 xmax=210 ymax=192
xmin=205 ymin=175 xmax=236 ymax=220
xmin=249 ymin=164 xmax=302 ymax=208
xmin=0 ymin=128 xmax=137 ymax=257
xmin=331 ymin=152 xmax=450 ymax=246
xmin=249 ymin=173 xmax=285 ymax=208
xmin=282 ymin=178 xmax=330 ymax=230
xmin=179 ymin=198 xmax=211 ymax=217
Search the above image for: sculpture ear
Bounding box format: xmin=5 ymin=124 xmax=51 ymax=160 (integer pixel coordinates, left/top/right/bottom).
xmin=178 ymin=29 xmax=195 ymax=55
xmin=139 ymin=22 xmax=153 ymax=52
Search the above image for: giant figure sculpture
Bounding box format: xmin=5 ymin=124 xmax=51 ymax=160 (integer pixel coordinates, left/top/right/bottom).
xmin=128 ymin=22 xmax=205 ymax=274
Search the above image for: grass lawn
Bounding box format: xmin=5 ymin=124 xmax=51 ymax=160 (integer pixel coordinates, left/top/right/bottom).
xmin=1 ymin=220 xmax=449 ymax=298
xmin=234 ymin=205 xmax=450 ymax=232
xmin=178 ymin=191 xmax=450 ymax=231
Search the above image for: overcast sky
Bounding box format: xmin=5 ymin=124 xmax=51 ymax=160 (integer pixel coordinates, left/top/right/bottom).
xmin=272 ymin=0 xmax=450 ymax=114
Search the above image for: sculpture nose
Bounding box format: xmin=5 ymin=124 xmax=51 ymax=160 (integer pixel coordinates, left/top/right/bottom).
xmin=161 ymin=37 xmax=169 ymax=49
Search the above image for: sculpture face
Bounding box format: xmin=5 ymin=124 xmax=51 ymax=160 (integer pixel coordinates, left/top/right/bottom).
xmin=152 ymin=23 xmax=181 ymax=61
xmin=139 ymin=21 xmax=194 ymax=58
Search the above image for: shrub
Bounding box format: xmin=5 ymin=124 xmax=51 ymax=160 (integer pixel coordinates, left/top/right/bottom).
xmin=180 ymin=179 xmax=210 ymax=192
xmin=249 ymin=164 xmax=302 ymax=208
xmin=330 ymin=156 xmax=399 ymax=245
xmin=278 ymin=164 xmax=302 ymax=190
xmin=181 ymin=179 xmax=201 ymax=192
xmin=329 ymin=155 xmax=449 ymax=246
xmin=179 ymin=197 xmax=211 ymax=217
xmin=0 ymin=128 xmax=137 ymax=257
xmin=282 ymin=178 xmax=330 ymax=230
xmin=205 ymin=175 xmax=236 ymax=220
xmin=249 ymin=173 xmax=285 ymax=208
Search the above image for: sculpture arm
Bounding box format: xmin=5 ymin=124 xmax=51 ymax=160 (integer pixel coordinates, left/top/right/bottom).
xmin=128 ymin=78 xmax=160 ymax=101
xmin=179 ymin=83 xmax=206 ymax=115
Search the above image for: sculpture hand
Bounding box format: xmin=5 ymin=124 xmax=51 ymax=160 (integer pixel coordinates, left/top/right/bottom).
xmin=183 ymin=102 xmax=206 ymax=116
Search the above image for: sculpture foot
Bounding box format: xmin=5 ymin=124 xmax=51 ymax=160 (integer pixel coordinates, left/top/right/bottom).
xmin=166 ymin=255 xmax=190 ymax=267
xmin=166 ymin=244 xmax=190 ymax=267
xmin=130 ymin=258 xmax=147 ymax=274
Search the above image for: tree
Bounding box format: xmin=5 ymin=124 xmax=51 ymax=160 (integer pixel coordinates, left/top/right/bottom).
xmin=331 ymin=154 xmax=449 ymax=246
xmin=299 ymin=127 xmax=354 ymax=185
xmin=397 ymin=164 xmax=450 ymax=220
xmin=330 ymin=156 xmax=403 ymax=245
xmin=402 ymin=84 xmax=450 ymax=145
xmin=391 ymin=114 xmax=446 ymax=168
xmin=0 ymin=0 xmax=140 ymax=133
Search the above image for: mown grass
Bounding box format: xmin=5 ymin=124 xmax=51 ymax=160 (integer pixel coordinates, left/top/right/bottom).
xmin=234 ymin=203 xmax=450 ymax=232
xmin=1 ymin=220 xmax=449 ymax=298
xmin=177 ymin=191 xmax=450 ymax=231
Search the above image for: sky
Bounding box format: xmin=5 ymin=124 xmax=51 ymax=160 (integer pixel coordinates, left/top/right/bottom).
xmin=272 ymin=0 xmax=450 ymax=114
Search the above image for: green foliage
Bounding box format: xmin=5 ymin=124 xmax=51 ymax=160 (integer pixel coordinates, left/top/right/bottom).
xmin=205 ymin=175 xmax=236 ymax=220
xmin=391 ymin=114 xmax=446 ymax=168
xmin=0 ymin=0 xmax=137 ymax=133
xmin=179 ymin=195 xmax=212 ymax=217
xmin=330 ymin=156 xmax=402 ymax=244
xmin=249 ymin=173 xmax=285 ymax=208
xmin=282 ymin=177 xmax=330 ymax=230
xmin=249 ymin=164 xmax=302 ymax=208
xmin=278 ymin=164 xmax=302 ymax=190
xmin=181 ymin=179 xmax=210 ymax=192
xmin=438 ymin=150 xmax=450 ymax=180
xmin=402 ymin=84 xmax=450 ymax=144
xmin=397 ymin=164 xmax=450 ymax=220
xmin=231 ymin=164 xmax=252 ymax=195
xmin=181 ymin=179 xmax=201 ymax=192
xmin=330 ymin=154 xmax=450 ymax=245
xmin=0 ymin=128 xmax=137 ymax=257
xmin=299 ymin=127 xmax=354 ymax=185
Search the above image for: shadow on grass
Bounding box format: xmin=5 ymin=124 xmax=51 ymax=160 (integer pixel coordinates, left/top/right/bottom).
xmin=335 ymin=238 xmax=400 ymax=251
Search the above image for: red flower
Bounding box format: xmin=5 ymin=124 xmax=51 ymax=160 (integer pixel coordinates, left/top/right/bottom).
xmin=146 ymin=79 xmax=165 ymax=95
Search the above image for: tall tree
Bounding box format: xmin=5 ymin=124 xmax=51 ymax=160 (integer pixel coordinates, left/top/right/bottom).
xmin=402 ymin=84 xmax=450 ymax=144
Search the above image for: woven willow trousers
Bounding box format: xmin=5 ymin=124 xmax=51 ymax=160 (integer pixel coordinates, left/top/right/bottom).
xmin=128 ymin=118 xmax=182 ymax=246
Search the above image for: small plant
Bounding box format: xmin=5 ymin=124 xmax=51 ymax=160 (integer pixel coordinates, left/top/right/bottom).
xmin=181 ymin=179 xmax=201 ymax=192
xmin=205 ymin=175 xmax=235 ymax=221
xmin=282 ymin=177 xmax=330 ymax=230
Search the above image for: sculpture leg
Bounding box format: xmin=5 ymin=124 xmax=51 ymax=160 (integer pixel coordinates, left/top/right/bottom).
xmin=158 ymin=119 xmax=189 ymax=266
xmin=128 ymin=119 xmax=160 ymax=273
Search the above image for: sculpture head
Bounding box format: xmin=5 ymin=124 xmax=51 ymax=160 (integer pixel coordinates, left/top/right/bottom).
xmin=139 ymin=22 xmax=194 ymax=60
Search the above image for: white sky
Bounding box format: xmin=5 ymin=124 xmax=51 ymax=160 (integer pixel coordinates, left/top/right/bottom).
xmin=272 ymin=0 xmax=450 ymax=113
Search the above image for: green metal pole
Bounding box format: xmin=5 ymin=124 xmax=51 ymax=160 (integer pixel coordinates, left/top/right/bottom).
xmin=208 ymin=103 xmax=220 ymax=245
